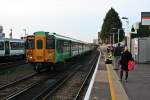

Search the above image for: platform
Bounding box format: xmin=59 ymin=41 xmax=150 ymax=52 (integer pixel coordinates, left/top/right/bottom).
xmin=85 ymin=47 xmax=150 ymax=100
xmin=116 ymin=63 xmax=150 ymax=100
xmin=89 ymin=52 xmax=111 ymax=100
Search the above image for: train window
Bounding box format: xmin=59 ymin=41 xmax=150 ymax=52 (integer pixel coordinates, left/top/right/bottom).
xmin=27 ymin=39 xmax=34 ymax=49
xmin=10 ymin=42 xmax=16 ymax=50
xmin=37 ymin=40 xmax=43 ymax=49
xmin=63 ymin=41 xmax=69 ymax=52
xmin=72 ymin=42 xmax=78 ymax=51
xmin=56 ymin=40 xmax=63 ymax=53
xmin=46 ymin=39 xmax=54 ymax=49
xmin=10 ymin=42 xmax=24 ymax=50
xmin=0 ymin=42 xmax=4 ymax=50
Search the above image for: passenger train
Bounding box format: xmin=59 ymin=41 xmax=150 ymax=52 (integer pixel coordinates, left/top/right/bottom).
xmin=26 ymin=31 xmax=96 ymax=72
xmin=0 ymin=38 xmax=25 ymax=59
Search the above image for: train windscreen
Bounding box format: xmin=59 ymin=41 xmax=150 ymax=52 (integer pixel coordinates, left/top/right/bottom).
xmin=46 ymin=35 xmax=55 ymax=49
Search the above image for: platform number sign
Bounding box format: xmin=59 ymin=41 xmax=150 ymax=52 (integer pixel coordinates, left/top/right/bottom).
xmin=141 ymin=12 xmax=150 ymax=25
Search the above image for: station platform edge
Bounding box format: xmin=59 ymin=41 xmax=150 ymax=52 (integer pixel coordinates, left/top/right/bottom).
xmin=84 ymin=51 xmax=129 ymax=100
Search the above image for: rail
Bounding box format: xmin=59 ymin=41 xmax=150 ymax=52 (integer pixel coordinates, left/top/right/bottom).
xmin=74 ymin=53 xmax=99 ymax=100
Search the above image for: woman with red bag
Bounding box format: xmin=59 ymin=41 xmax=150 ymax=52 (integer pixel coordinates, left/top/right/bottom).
xmin=119 ymin=46 xmax=134 ymax=82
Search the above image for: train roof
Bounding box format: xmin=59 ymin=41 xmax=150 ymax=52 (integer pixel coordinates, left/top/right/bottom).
xmin=33 ymin=31 xmax=88 ymax=44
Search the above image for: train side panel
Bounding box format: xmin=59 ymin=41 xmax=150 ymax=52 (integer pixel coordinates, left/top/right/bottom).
xmin=55 ymin=38 xmax=71 ymax=63
xmin=71 ymin=42 xmax=79 ymax=57
xmin=0 ymin=40 xmax=5 ymax=57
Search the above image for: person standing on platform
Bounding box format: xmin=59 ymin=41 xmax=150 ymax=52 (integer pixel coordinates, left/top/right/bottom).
xmin=119 ymin=46 xmax=133 ymax=82
xmin=105 ymin=49 xmax=113 ymax=64
xmin=113 ymin=43 xmax=122 ymax=70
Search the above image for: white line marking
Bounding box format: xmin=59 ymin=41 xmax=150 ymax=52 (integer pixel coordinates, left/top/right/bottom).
xmin=84 ymin=51 xmax=101 ymax=100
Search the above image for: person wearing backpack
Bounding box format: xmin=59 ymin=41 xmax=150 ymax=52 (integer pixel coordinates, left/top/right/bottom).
xmin=113 ymin=43 xmax=122 ymax=70
xmin=119 ymin=46 xmax=133 ymax=82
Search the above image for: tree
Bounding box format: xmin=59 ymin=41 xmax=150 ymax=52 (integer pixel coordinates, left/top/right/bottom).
xmin=100 ymin=8 xmax=124 ymax=44
xmin=131 ymin=23 xmax=150 ymax=38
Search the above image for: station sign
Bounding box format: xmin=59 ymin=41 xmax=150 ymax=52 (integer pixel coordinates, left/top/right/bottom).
xmin=141 ymin=12 xmax=150 ymax=25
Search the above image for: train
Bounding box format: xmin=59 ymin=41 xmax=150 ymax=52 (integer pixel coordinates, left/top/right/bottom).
xmin=0 ymin=38 xmax=25 ymax=59
xmin=26 ymin=31 xmax=96 ymax=72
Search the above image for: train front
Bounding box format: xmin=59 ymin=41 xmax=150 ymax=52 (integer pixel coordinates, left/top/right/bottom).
xmin=26 ymin=32 xmax=55 ymax=72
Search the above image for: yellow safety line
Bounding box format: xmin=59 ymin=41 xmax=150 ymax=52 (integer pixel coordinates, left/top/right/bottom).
xmin=104 ymin=52 xmax=116 ymax=100
xmin=107 ymin=64 xmax=116 ymax=100
xmin=112 ymin=66 xmax=129 ymax=100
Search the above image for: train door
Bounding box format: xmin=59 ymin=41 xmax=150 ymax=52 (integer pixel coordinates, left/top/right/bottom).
xmin=35 ymin=36 xmax=45 ymax=62
xmin=5 ymin=41 xmax=10 ymax=56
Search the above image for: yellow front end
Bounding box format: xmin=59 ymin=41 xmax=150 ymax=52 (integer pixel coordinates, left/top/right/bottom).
xmin=26 ymin=35 xmax=55 ymax=63
xmin=44 ymin=49 xmax=55 ymax=63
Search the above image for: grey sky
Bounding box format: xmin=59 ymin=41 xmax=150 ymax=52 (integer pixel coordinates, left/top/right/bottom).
xmin=0 ymin=0 xmax=149 ymax=42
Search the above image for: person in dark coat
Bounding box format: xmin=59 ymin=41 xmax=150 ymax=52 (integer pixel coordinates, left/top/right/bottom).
xmin=120 ymin=46 xmax=133 ymax=82
xmin=114 ymin=43 xmax=123 ymax=69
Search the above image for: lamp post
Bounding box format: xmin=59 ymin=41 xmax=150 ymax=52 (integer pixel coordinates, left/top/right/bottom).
xmin=112 ymin=28 xmax=122 ymax=44
xmin=122 ymin=17 xmax=129 ymax=48
xmin=23 ymin=29 xmax=27 ymax=36
xmin=122 ymin=17 xmax=129 ymax=35
xmin=122 ymin=17 xmax=132 ymax=51
xmin=110 ymin=35 xmax=111 ymax=44
xmin=110 ymin=33 xmax=115 ymax=46
xmin=9 ymin=28 xmax=12 ymax=39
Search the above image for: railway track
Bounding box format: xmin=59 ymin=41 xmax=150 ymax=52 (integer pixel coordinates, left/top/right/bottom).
xmin=5 ymin=63 xmax=80 ymax=100
xmin=0 ymin=51 xmax=99 ymax=100
xmin=0 ymin=72 xmax=37 ymax=90
xmin=0 ymin=60 xmax=26 ymax=70
xmin=33 ymin=64 xmax=82 ymax=100
xmin=0 ymin=72 xmax=51 ymax=100
xmin=43 ymin=51 xmax=99 ymax=100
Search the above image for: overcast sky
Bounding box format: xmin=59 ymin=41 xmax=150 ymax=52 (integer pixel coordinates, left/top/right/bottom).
xmin=0 ymin=0 xmax=149 ymax=42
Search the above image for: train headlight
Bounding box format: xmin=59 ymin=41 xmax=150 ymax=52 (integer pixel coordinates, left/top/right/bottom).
xmin=29 ymin=56 xmax=32 ymax=59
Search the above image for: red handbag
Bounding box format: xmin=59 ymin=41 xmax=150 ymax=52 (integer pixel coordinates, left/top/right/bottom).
xmin=128 ymin=60 xmax=135 ymax=71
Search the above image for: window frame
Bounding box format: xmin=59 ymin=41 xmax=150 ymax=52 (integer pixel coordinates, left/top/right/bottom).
xmin=10 ymin=42 xmax=25 ymax=50
xmin=26 ymin=39 xmax=35 ymax=49
xmin=0 ymin=41 xmax=4 ymax=50
xmin=46 ymin=36 xmax=55 ymax=49
xmin=37 ymin=40 xmax=43 ymax=49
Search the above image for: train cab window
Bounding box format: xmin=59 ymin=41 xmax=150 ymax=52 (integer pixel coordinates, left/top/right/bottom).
xmin=37 ymin=40 xmax=43 ymax=49
xmin=27 ymin=39 xmax=34 ymax=49
xmin=46 ymin=39 xmax=55 ymax=49
xmin=0 ymin=42 xmax=4 ymax=50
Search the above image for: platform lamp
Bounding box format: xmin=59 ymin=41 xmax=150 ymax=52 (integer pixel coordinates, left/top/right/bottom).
xmin=9 ymin=28 xmax=12 ymax=39
xmin=112 ymin=28 xmax=124 ymax=45
xmin=110 ymin=32 xmax=115 ymax=46
xmin=122 ymin=17 xmax=129 ymax=48
xmin=23 ymin=29 xmax=27 ymax=36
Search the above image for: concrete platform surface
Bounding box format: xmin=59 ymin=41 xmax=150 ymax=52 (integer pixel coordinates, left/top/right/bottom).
xmin=87 ymin=46 xmax=150 ymax=100
xmin=89 ymin=52 xmax=111 ymax=100
xmin=115 ymin=63 xmax=150 ymax=100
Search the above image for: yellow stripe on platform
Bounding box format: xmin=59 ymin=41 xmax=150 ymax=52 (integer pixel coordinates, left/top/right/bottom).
xmin=107 ymin=64 xmax=116 ymax=100
xmin=106 ymin=64 xmax=129 ymax=100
